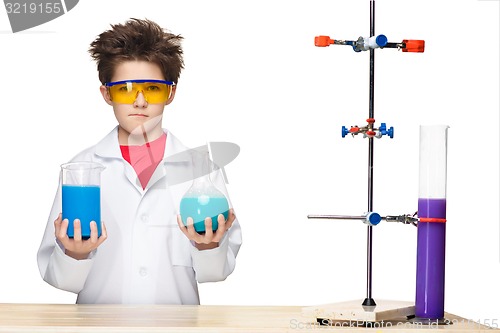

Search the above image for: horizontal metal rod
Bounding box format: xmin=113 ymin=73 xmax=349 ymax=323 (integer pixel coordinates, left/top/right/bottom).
xmin=307 ymin=214 xmax=418 ymax=225
xmin=307 ymin=214 xmax=366 ymax=220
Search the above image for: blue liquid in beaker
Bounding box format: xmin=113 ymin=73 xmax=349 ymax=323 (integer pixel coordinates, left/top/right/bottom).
xmin=180 ymin=195 xmax=229 ymax=233
xmin=62 ymin=185 xmax=101 ymax=238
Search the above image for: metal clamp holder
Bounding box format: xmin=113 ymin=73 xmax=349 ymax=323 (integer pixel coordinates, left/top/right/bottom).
xmin=342 ymin=118 xmax=394 ymax=139
xmin=315 ymin=34 xmax=425 ymax=53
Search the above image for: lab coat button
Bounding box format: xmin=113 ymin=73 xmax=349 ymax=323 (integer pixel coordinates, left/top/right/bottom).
xmin=141 ymin=214 xmax=149 ymax=223
xmin=139 ymin=267 xmax=148 ymax=277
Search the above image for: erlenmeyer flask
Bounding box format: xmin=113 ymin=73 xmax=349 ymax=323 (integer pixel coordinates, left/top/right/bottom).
xmin=180 ymin=150 xmax=229 ymax=233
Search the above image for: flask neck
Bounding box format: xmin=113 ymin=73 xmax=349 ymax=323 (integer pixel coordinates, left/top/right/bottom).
xmin=192 ymin=174 xmax=212 ymax=186
xmin=192 ymin=151 xmax=214 ymax=186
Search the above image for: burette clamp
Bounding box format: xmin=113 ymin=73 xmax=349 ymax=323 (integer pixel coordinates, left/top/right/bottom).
xmin=342 ymin=119 xmax=394 ymax=139
xmin=314 ymin=35 xmax=425 ymax=53
xmin=383 ymin=212 xmax=419 ymax=226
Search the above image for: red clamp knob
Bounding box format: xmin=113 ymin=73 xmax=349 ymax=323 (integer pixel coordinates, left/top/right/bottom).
xmin=349 ymin=127 xmax=360 ymax=133
xmin=402 ymin=40 xmax=425 ymax=53
xmin=315 ymin=35 xmax=334 ymax=47
xmin=366 ymin=118 xmax=375 ymax=124
xmin=366 ymin=130 xmax=376 ymax=137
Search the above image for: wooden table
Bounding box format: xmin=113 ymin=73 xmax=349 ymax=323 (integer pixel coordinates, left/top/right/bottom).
xmin=0 ymin=303 xmax=496 ymax=332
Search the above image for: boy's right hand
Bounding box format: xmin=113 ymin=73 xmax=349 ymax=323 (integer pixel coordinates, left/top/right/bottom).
xmin=54 ymin=213 xmax=107 ymax=260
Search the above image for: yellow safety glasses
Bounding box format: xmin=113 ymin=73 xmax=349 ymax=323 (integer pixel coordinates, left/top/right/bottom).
xmin=105 ymin=79 xmax=175 ymax=104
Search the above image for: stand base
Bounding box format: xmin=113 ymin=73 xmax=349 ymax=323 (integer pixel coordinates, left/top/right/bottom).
xmin=302 ymin=299 xmax=415 ymax=323
xmin=408 ymin=316 xmax=450 ymax=325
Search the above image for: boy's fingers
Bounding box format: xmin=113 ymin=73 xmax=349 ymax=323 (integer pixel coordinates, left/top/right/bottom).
xmin=228 ymin=209 xmax=235 ymax=225
xmin=203 ymin=218 xmax=214 ymax=243
xmin=177 ymin=215 xmax=187 ymax=233
xmin=57 ymin=219 xmax=69 ymax=240
xmin=186 ymin=218 xmax=202 ymax=243
xmin=54 ymin=213 xmax=62 ymax=235
xmin=100 ymin=221 xmax=108 ymax=239
xmin=219 ymin=213 xmax=233 ymax=232
xmin=221 ymin=209 xmax=234 ymax=231
xmin=225 ymin=215 xmax=234 ymax=230
xmin=96 ymin=221 xmax=108 ymax=247
xmin=213 ymin=215 xmax=227 ymax=242
xmin=186 ymin=219 xmax=198 ymax=238
xmin=73 ymin=219 xmax=82 ymax=242
xmin=89 ymin=221 xmax=98 ymax=244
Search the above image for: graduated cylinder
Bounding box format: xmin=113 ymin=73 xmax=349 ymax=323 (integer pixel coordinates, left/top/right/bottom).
xmin=415 ymin=125 xmax=449 ymax=320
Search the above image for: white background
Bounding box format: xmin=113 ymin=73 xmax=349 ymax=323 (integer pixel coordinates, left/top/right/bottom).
xmin=0 ymin=0 xmax=499 ymax=324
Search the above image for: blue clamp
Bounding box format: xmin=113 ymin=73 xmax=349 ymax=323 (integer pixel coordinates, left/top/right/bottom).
xmin=342 ymin=126 xmax=349 ymax=138
xmin=352 ymin=34 xmax=388 ymax=52
xmin=379 ymin=123 xmax=394 ymax=138
xmin=364 ymin=212 xmax=382 ymax=226
xmin=376 ymin=34 xmax=388 ymax=48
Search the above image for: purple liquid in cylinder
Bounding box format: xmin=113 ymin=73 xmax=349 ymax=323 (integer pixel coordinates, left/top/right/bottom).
xmin=416 ymin=198 xmax=446 ymax=319
xmin=418 ymin=198 xmax=446 ymax=219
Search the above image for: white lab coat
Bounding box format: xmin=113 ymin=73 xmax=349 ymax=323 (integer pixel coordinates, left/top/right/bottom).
xmin=37 ymin=126 xmax=242 ymax=304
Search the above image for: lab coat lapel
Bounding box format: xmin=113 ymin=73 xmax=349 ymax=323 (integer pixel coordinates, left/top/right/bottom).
xmin=94 ymin=127 xmax=193 ymax=193
xmin=94 ymin=126 xmax=145 ymax=195
xmin=94 ymin=126 xmax=122 ymax=159
xmin=144 ymin=130 xmax=192 ymax=191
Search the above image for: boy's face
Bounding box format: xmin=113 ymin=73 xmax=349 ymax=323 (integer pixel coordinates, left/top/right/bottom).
xmin=100 ymin=60 xmax=176 ymax=144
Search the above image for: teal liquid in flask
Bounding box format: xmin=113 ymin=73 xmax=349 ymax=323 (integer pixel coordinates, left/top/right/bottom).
xmin=180 ymin=151 xmax=229 ymax=233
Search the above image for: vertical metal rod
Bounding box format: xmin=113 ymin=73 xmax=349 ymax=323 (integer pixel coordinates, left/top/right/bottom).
xmin=369 ymin=0 xmax=375 ymax=119
xmin=363 ymin=0 xmax=377 ymax=307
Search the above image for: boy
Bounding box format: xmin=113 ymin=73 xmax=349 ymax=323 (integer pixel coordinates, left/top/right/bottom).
xmin=37 ymin=18 xmax=242 ymax=304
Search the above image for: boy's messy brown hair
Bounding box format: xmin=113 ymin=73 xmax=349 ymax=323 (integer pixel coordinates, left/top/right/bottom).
xmin=89 ymin=18 xmax=184 ymax=84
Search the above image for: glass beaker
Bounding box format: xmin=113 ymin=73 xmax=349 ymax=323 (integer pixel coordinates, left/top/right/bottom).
xmin=61 ymin=162 xmax=105 ymax=239
xmin=180 ymin=151 xmax=229 ymax=233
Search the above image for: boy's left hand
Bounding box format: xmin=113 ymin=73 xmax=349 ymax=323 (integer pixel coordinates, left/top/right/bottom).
xmin=177 ymin=209 xmax=235 ymax=250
